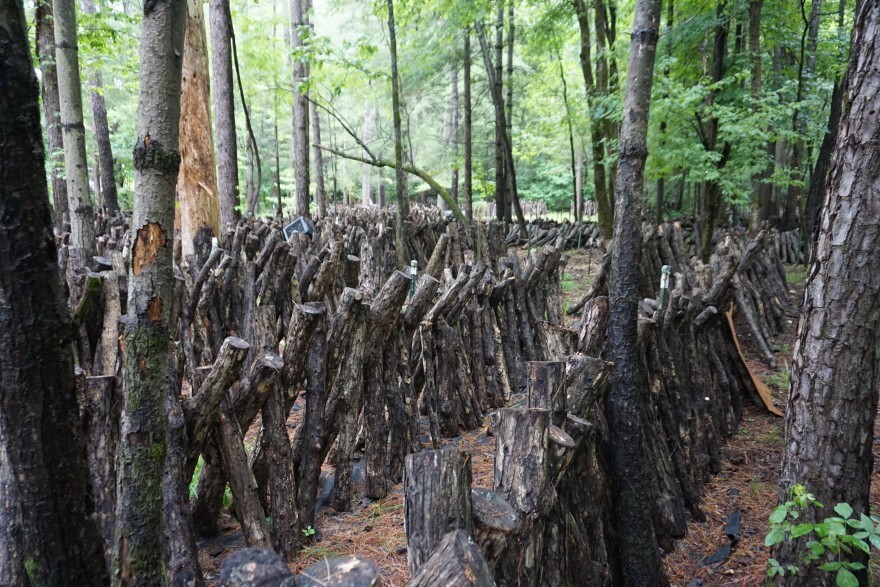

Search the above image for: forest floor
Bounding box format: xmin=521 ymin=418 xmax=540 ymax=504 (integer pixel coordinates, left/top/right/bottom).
xmin=197 ymin=253 xmax=879 ymax=587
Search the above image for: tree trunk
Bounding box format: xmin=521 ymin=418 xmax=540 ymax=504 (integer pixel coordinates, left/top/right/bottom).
xmin=804 ymin=0 xmax=848 ymax=240
xmin=475 ymin=21 xmax=528 ymax=241
xmin=607 ymin=0 xmax=668 ymax=584
xmin=450 ymin=62 xmax=460 ymax=205
xmin=559 ymin=55 xmax=578 ymax=221
xmin=113 ymin=0 xmax=186 ymax=583
xmin=463 ymin=30 xmax=473 ymax=221
xmin=572 ymin=0 xmax=613 ymax=238
xmin=82 ymin=0 xmax=118 ymax=214
xmin=494 ymin=1 xmax=506 ymax=223
xmin=747 ymin=0 xmax=764 ymax=232
xmin=0 ymin=3 xmax=109 ymax=582
xmin=698 ymin=0 xmax=730 ymax=263
xmin=210 ymin=0 xmax=239 ymax=231
xmin=362 ymin=102 xmax=373 ymax=205
xmin=311 ymin=102 xmax=328 ymax=217
xmin=178 ymin=0 xmax=220 ymax=267
xmin=54 ymin=0 xmax=96 ymax=256
xmin=35 ymin=0 xmax=69 ymax=224
xmin=774 ymin=4 xmax=880 ymax=584
xmin=292 ymin=0 xmax=310 ymax=217
xmin=387 ymin=0 xmax=408 ymax=266
xmin=780 ymin=0 xmax=823 ymax=233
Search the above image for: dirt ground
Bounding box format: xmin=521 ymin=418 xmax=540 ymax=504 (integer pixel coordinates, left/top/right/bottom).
xmin=198 ymin=255 xmax=879 ymax=587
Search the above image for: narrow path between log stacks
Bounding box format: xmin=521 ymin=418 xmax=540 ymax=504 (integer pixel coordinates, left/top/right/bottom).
xmin=197 ymin=255 xmax=874 ymax=587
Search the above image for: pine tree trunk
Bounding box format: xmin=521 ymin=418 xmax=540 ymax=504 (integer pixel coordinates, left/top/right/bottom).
xmin=387 ymin=0 xmax=408 ymax=265
xmin=210 ymin=0 xmax=239 ymax=231
xmin=804 ymin=0 xmax=848 ymax=240
xmin=292 ymin=0 xmax=310 ymax=217
xmin=82 ymin=0 xmax=118 ymax=214
xmin=35 ymin=0 xmax=69 ymax=225
xmin=310 ymin=102 xmax=328 ymax=217
xmin=0 ymin=3 xmax=109 ymax=582
xmin=747 ymin=0 xmax=765 ymax=232
xmin=463 ymin=30 xmax=473 ymax=221
xmin=53 ymin=0 xmax=96 ymax=256
xmin=112 ymin=0 xmax=186 ymax=583
xmin=494 ymin=1 xmax=506 ymax=223
xmin=450 ymin=63 xmax=459 ymax=205
xmin=572 ymin=0 xmax=613 ymax=238
xmin=178 ymin=0 xmax=220 ymax=266
xmin=774 ymin=5 xmax=880 ymax=584
xmin=606 ymin=0 xmax=668 ymax=584
xmin=361 ymin=102 xmax=373 ymax=205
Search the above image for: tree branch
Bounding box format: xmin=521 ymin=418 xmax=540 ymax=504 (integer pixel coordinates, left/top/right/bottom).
xmin=314 ymin=143 xmax=467 ymax=223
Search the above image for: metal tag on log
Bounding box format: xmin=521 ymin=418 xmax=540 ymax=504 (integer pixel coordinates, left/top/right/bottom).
xmin=283 ymin=216 xmax=314 ymax=241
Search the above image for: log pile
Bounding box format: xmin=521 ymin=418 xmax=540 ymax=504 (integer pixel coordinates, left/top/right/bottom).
xmin=400 ymin=222 xmax=792 ymax=585
xmin=62 ymin=206 xmax=573 ymax=584
xmin=504 ymin=219 xmax=605 ymax=250
xmin=62 ymin=206 xmax=793 ymax=585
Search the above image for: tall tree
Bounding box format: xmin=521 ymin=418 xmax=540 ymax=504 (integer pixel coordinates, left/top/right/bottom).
xmin=475 ymin=21 xmax=528 ymax=239
xmin=54 ymin=0 xmax=96 ymax=256
xmin=361 ymin=102 xmax=373 ymax=205
xmin=463 ymin=29 xmax=473 ymax=221
xmin=82 ymin=0 xmax=119 ymax=213
xmin=697 ymin=0 xmax=731 ymax=263
xmin=178 ymin=0 xmax=220 ymax=266
xmin=780 ymin=0 xmax=823 ymax=232
xmin=0 ymin=1 xmax=109 ymax=583
xmin=210 ymin=0 xmax=239 ymax=230
xmin=773 ymin=3 xmax=880 ymax=584
xmin=572 ymin=0 xmax=613 ymax=237
xmin=387 ymin=0 xmax=408 ymax=265
xmin=35 ymin=0 xmax=69 ymax=224
xmin=309 ymin=0 xmax=327 ymax=218
xmin=450 ymin=61 xmax=459 ymax=205
xmin=292 ymin=0 xmax=310 ymax=217
xmin=803 ymin=0 xmax=848 ymax=239
xmin=747 ymin=0 xmax=765 ymax=232
xmin=494 ymin=0 xmax=507 ymax=222
xmin=112 ymin=0 xmax=186 ymax=582
xmin=606 ymin=0 xmax=667 ymax=584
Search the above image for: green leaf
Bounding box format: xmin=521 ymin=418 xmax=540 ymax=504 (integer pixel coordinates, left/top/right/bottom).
xmin=836 ymin=568 xmax=858 ymax=587
xmin=765 ymin=527 xmax=786 ymax=547
xmin=770 ymin=506 xmax=790 ymax=524
xmin=844 ymin=562 xmax=865 ymax=571
xmin=819 ymin=561 xmax=842 ymax=571
xmin=835 ymin=503 xmax=854 ymax=519
xmin=791 ymin=524 xmax=814 ymax=538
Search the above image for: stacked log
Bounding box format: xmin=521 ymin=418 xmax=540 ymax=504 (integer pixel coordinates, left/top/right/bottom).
xmin=399 ymin=223 xmax=791 ymax=585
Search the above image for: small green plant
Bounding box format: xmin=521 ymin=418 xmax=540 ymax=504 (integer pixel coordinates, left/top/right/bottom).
xmin=765 ymin=362 xmax=792 ymax=391
xmin=766 ymin=485 xmax=880 ymax=587
xmin=562 ymin=274 xmax=576 ymax=293
xmin=302 ymin=525 xmax=316 ymax=537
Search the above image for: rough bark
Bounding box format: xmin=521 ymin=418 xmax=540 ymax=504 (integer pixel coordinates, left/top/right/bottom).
xmin=387 ymin=0 xmax=408 ymax=265
xmin=406 ymin=530 xmax=495 ymax=587
xmin=178 ymin=0 xmax=220 ymax=266
xmin=606 ymin=0 xmax=668 ymax=584
xmin=311 ymin=101 xmax=328 ymax=217
xmin=210 ymin=0 xmax=239 ymax=231
xmin=292 ymin=0 xmax=310 ymax=216
xmin=112 ymin=0 xmax=186 ymax=583
xmin=572 ymin=0 xmax=613 ymax=238
xmin=493 ymin=2 xmax=506 ymax=223
xmin=463 ymin=30 xmax=473 ymax=221
xmin=404 ymin=447 xmax=474 ymax=574
xmin=0 ymin=4 xmax=109 ymax=582
xmin=748 ymin=0 xmax=765 ymax=232
xmin=82 ymin=0 xmax=118 ymax=213
xmin=774 ymin=4 xmax=880 ymax=583
xmin=54 ymin=0 xmax=96 ymax=255
xmin=35 ymin=0 xmax=69 ymax=223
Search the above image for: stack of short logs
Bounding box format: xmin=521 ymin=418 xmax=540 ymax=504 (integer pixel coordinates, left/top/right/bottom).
xmin=60 ymin=208 xmax=794 ymax=585
xmin=62 ymin=206 xmax=577 ymax=585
